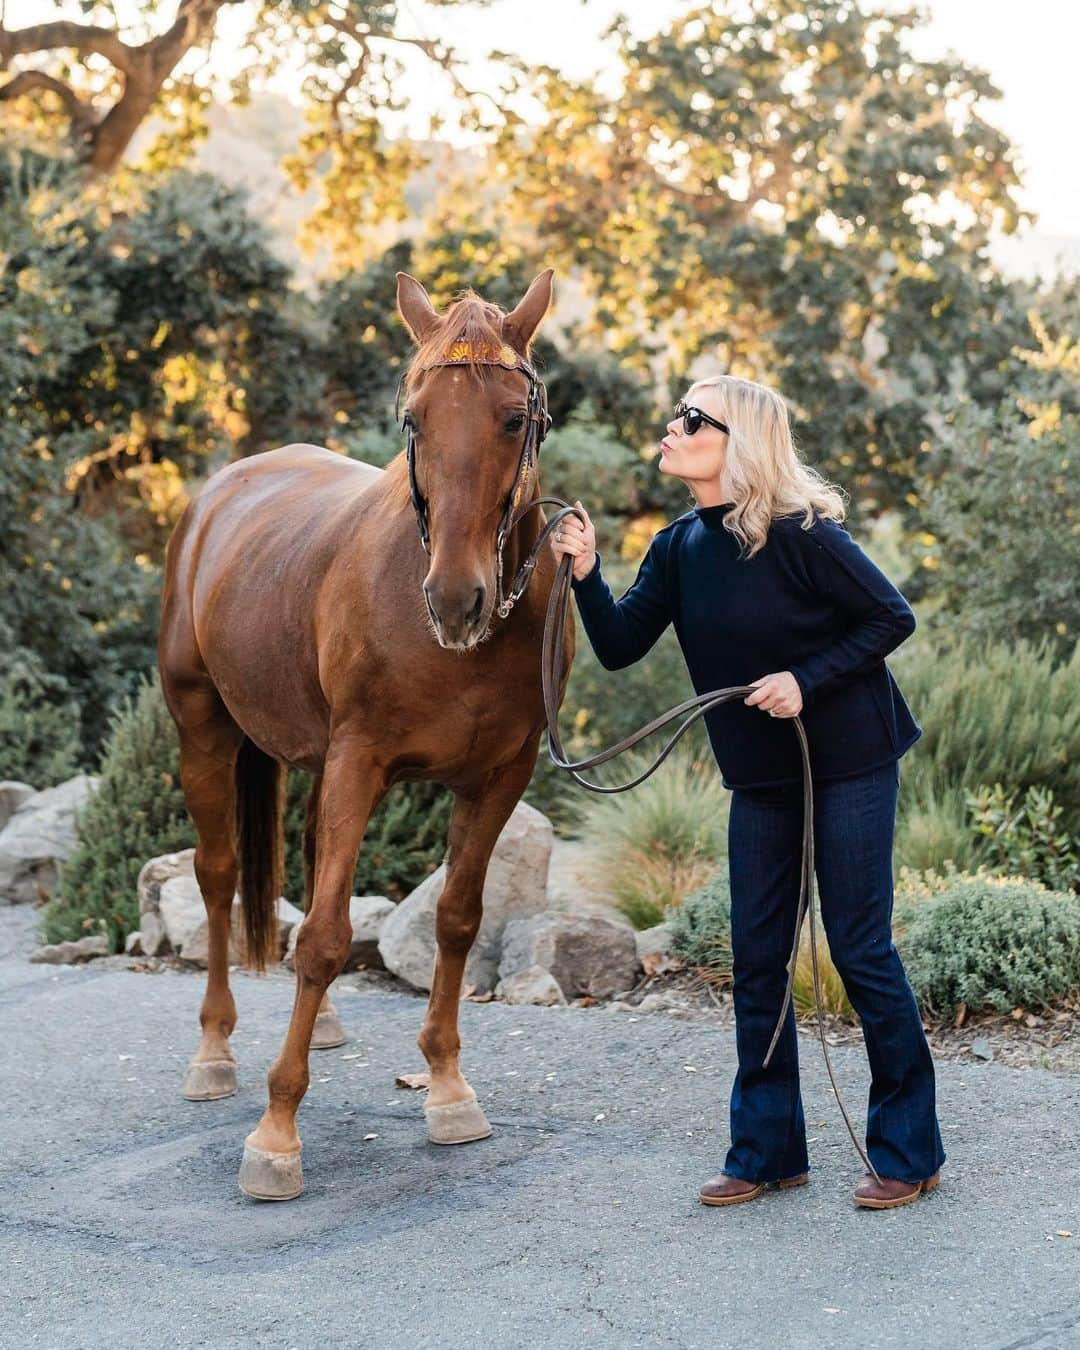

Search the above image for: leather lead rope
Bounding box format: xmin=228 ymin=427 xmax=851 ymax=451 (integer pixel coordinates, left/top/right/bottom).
xmin=504 ymin=497 xmax=883 ymax=1186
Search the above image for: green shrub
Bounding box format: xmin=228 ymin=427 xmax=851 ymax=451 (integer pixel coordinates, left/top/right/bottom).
xmin=669 ymin=870 xmax=732 ymax=978
xmin=42 ymin=677 xmax=192 ymax=949
xmin=284 ymin=769 xmax=452 ymax=906
xmin=0 ymin=645 xmax=82 ymax=786
xmin=965 ymin=783 xmax=1079 ymax=894
xmin=570 ymin=741 xmax=728 ymax=928
xmin=895 ymin=874 xmax=1080 ymax=1016
xmin=889 ymin=632 xmax=1080 ymax=859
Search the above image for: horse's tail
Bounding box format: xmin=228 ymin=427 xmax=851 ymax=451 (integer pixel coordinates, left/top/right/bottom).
xmin=234 ymin=737 xmax=284 ymax=974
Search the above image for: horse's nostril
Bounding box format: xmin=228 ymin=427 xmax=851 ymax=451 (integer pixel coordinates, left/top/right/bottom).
xmin=470 ymin=586 xmax=486 ymax=622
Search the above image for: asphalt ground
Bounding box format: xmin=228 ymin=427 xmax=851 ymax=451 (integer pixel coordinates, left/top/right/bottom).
xmin=1 ymin=907 xmax=1077 ymax=1350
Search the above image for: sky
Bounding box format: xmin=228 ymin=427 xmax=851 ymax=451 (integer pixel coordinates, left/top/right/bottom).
xmin=9 ymin=1 xmax=1080 ymax=246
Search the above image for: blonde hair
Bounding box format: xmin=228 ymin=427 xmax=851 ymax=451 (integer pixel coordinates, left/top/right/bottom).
xmin=687 ymin=374 xmax=847 ymax=557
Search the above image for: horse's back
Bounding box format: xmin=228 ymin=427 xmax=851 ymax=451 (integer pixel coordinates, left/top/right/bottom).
xmin=160 ymin=444 xmax=389 ymax=762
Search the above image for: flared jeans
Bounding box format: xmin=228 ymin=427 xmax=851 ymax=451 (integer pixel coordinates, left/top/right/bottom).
xmin=723 ymin=759 xmax=946 ymax=1184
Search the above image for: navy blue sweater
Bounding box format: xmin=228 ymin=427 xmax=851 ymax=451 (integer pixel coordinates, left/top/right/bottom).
xmin=570 ymin=503 xmax=922 ymax=790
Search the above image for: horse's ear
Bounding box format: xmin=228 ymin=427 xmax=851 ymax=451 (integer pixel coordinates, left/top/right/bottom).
xmin=502 ymin=269 xmax=555 ymax=352
xmin=396 ymin=272 xmax=440 ymax=343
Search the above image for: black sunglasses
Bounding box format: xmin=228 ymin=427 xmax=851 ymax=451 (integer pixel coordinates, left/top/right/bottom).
xmin=675 ymin=400 xmax=730 ymax=437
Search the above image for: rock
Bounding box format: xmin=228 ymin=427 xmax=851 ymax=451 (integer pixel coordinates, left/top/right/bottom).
xmin=0 ymin=775 xmax=97 ymax=905
xmin=139 ymin=910 xmax=171 ymax=957
xmin=29 ymin=933 xmax=110 ymax=964
xmin=137 ymin=848 xmax=196 ymax=916
xmin=378 ymin=801 xmax=553 ymax=993
xmin=636 ymin=993 xmax=674 ymax=1013
xmin=635 ymin=923 xmax=675 ymax=962
xmin=0 ymin=781 xmax=35 ymax=832
xmin=345 ymin=895 xmax=394 ymax=970
xmin=124 ymin=930 xmax=144 ymax=956
xmin=283 ymin=895 xmax=394 ymax=972
xmin=496 ymin=965 xmax=567 ymax=1006
xmin=150 ymin=856 xmax=299 ymax=966
xmin=498 ymin=911 xmax=639 ymax=1001
xmin=970 ymin=1036 xmax=994 ymax=1062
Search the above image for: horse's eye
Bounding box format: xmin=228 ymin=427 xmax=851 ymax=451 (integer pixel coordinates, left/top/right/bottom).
xmin=506 ymin=413 xmax=526 ymax=434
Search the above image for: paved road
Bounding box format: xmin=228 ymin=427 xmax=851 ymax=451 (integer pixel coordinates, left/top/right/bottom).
xmin=1 ymin=908 xmax=1077 ymax=1350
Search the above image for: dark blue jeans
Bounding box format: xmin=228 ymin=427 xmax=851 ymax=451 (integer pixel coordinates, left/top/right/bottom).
xmin=723 ymin=759 xmax=946 ymax=1184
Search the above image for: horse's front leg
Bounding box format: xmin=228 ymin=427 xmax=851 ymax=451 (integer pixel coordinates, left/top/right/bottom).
xmin=239 ymin=739 xmax=382 ymax=1200
xmin=419 ymin=734 xmax=541 ymax=1145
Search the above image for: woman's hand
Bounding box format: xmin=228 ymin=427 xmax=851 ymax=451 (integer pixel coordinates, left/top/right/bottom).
xmin=744 ymin=672 xmax=804 ymax=718
xmin=550 ymin=499 xmax=598 ymax=583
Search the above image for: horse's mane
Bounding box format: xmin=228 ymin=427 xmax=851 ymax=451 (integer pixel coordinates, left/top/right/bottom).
xmin=403 ymin=291 xmax=527 ymax=396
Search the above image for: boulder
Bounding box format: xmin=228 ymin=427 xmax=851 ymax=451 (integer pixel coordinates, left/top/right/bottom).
xmin=157 ymin=873 xmax=299 ymax=966
xmin=139 ymin=910 xmax=170 ymax=957
xmin=284 ymin=895 xmax=395 ymax=972
xmin=378 ymin=800 xmax=552 ymax=993
xmin=0 ymin=782 xmax=35 ymax=832
xmin=498 ymin=911 xmax=639 ymax=1000
xmin=635 ymin=921 xmax=683 ymax=976
xmin=496 ymin=965 xmax=567 ymax=1006
xmin=0 ymin=775 xmax=97 ymax=905
xmin=30 ymin=934 xmax=109 ymax=965
xmin=137 ymin=848 xmax=196 ymax=916
xmin=124 ymin=930 xmax=144 ymax=956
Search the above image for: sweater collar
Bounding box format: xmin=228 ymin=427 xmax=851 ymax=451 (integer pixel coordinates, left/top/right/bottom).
xmin=692 ymin=502 xmax=735 ymax=528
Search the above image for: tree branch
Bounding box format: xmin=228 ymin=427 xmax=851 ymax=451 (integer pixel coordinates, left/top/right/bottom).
xmin=0 ymin=21 xmax=137 ymax=77
xmin=0 ymin=69 xmax=97 ymax=139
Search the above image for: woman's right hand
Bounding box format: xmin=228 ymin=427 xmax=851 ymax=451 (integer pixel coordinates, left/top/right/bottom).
xmin=550 ymin=499 xmax=598 ymax=583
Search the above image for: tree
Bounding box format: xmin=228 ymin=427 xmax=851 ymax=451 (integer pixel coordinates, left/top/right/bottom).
xmin=489 ymin=0 xmax=1040 ymax=517
xmin=0 ymin=1 xmax=504 ymax=259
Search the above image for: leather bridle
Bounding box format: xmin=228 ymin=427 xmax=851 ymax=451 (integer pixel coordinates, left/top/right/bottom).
xmin=396 ymin=345 xmax=883 ymax=1186
xmin=395 ymin=341 xmax=553 ymax=619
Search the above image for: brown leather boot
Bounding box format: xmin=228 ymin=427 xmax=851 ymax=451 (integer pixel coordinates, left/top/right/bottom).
xmin=699 ymin=1171 xmax=809 ymax=1207
xmin=853 ymin=1170 xmax=941 ymax=1209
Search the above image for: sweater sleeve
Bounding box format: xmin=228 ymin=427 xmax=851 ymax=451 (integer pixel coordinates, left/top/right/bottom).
xmin=569 ymin=532 xmax=674 ymax=671
xmin=789 ymin=520 xmax=917 ymax=707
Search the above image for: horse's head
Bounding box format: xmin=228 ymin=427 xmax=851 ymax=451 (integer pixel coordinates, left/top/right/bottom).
xmin=395 ymin=269 xmax=554 ymax=651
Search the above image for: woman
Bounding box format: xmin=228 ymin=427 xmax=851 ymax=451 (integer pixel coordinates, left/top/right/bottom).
xmin=551 ymin=374 xmax=945 ymax=1211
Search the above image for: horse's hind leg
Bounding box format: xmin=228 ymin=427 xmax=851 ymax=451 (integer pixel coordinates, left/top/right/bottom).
xmin=170 ymin=681 xmax=245 ymax=1101
xmin=301 ymin=771 xmax=349 ymax=1051
xmin=419 ymin=735 xmax=540 ymax=1145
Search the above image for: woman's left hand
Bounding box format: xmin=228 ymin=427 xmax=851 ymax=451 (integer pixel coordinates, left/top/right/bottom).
xmin=744 ymin=671 xmax=804 ymax=718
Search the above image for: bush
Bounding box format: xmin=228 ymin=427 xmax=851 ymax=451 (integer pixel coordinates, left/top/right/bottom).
xmin=965 ymin=782 xmax=1079 ymax=894
xmin=42 ymin=678 xmax=192 ymax=949
xmin=894 ymin=873 xmax=1080 ymax=1016
xmin=570 ymin=742 xmax=728 ymax=928
xmin=669 ymin=870 xmax=732 ymax=978
xmin=889 ymin=632 xmax=1080 ymax=865
xmin=283 ymin=770 xmax=452 ymax=907
xmin=0 ymin=644 xmax=82 ymax=786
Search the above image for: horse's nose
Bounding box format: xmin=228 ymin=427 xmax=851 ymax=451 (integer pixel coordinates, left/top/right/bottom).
xmin=423 ymin=580 xmax=487 ymax=644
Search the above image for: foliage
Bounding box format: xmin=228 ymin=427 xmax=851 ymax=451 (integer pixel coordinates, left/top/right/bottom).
xmin=490 ymin=0 xmax=1037 ymax=517
xmin=284 ymin=770 xmax=452 ymax=907
xmin=904 ymin=397 xmax=1079 ymax=656
xmin=0 ymin=640 xmax=82 ymax=787
xmin=965 ymin=784 xmax=1079 ymax=894
xmin=668 ymin=870 xmax=732 ymax=978
xmin=894 ymin=875 xmax=1080 ymax=1016
xmin=889 ymin=633 xmax=1080 ymax=871
xmin=42 ymin=678 xmax=192 ymax=950
xmin=569 ymin=741 xmax=728 ymax=928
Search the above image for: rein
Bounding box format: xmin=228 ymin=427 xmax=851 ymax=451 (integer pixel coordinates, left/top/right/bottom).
xmin=397 ymin=346 xmax=882 ymax=1186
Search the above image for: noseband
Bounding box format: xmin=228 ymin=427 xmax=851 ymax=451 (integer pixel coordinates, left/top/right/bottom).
xmin=395 ymin=341 xmax=553 ymax=619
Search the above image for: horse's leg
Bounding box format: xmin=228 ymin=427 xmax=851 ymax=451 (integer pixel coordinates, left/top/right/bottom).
xmin=420 ymin=734 xmax=540 ymax=1145
xmin=302 ymin=772 xmax=348 ymax=1051
xmin=239 ymin=743 xmax=380 ymax=1200
xmin=173 ymin=683 xmax=245 ymax=1101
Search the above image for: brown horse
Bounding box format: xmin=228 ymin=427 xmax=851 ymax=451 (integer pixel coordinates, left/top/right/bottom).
xmin=157 ymin=268 xmax=574 ymax=1200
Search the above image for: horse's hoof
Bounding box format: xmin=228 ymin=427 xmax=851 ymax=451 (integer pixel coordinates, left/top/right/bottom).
xmin=238 ymin=1143 xmax=304 ymax=1201
xmin=310 ymin=1008 xmax=348 ymax=1050
xmin=182 ymin=1059 xmax=237 ymax=1101
xmin=425 ymin=1096 xmax=493 ymax=1145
